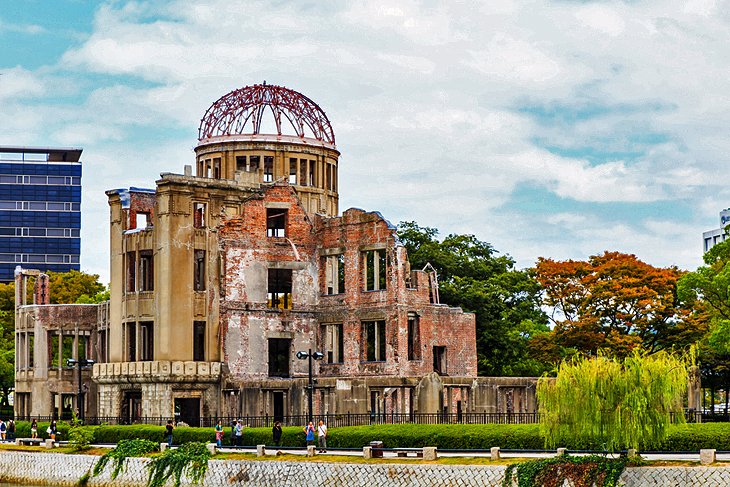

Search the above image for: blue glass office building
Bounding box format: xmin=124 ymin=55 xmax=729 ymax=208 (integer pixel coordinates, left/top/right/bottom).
xmin=0 ymin=147 xmax=81 ymax=281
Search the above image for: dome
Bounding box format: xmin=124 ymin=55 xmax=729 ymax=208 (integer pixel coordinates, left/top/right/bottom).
xmin=197 ymin=83 xmax=336 ymax=146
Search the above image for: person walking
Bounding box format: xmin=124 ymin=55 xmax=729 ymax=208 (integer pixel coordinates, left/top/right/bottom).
xmin=317 ymin=420 xmax=327 ymax=453
xmin=7 ymin=420 xmax=15 ymax=442
xmin=49 ymin=420 xmax=57 ymax=441
xmin=0 ymin=419 xmax=6 ymax=441
xmin=30 ymin=419 xmax=37 ymax=439
xmin=272 ymin=421 xmax=282 ymax=446
xmin=165 ymin=420 xmax=174 ymax=447
xmin=234 ymin=420 xmax=243 ymax=447
xmin=230 ymin=419 xmax=237 ymax=445
xmin=303 ymin=421 xmax=315 ymax=447
xmin=215 ymin=420 xmax=223 ymax=447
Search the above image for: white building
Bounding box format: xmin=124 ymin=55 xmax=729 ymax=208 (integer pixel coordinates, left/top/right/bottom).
xmin=703 ymin=209 xmax=730 ymax=252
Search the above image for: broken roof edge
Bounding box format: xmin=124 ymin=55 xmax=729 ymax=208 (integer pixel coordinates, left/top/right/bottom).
xmin=106 ymin=187 xmax=156 ymax=209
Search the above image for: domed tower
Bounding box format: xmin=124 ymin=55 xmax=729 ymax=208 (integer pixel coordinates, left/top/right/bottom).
xmin=195 ymin=83 xmax=340 ymax=216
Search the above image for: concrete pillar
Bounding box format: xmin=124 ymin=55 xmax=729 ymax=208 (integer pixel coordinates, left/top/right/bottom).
xmin=307 ymin=445 xmax=316 ymax=457
xmin=627 ymin=449 xmax=637 ymax=459
xmin=44 ymin=439 xmax=55 ymax=449
xmin=160 ymin=443 xmax=168 ymax=452
xmin=700 ymin=449 xmax=716 ymax=465
xmin=206 ymin=443 xmax=217 ymax=455
xmin=423 ymin=447 xmax=437 ymax=461
xmin=556 ymin=448 xmax=567 ymax=456
xmin=363 ymin=446 xmax=372 ymax=459
xmin=257 ymin=445 xmax=266 ymax=457
xmin=490 ymin=447 xmax=500 ymax=460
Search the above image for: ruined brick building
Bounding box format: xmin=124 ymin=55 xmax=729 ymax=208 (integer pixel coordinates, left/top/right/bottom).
xmin=15 ymin=84 xmax=536 ymax=423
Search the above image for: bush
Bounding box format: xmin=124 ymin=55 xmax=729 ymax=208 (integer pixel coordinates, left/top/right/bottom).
xmin=660 ymin=423 xmax=730 ymax=451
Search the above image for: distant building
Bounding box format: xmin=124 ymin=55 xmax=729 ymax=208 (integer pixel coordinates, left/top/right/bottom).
xmin=0 ymin=146 xmax=81 ymax=281
xmin=703 ymin=209 xmax=730 ymax=253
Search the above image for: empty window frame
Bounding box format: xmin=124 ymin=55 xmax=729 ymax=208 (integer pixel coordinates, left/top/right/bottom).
xmin=326 ymin=163 xmax=332 ymax=191
xmin=268 ymin=268 xmax=292 ymax=310
xmin=28 ymin=333 xmax=34 ymax=368
xmin=433 ymin=346 xmax=447 ymax=375
xmin=324 ymin=254 xmax=345 ymax=294
xmin=193 ymin=321 xmax=206 ymax=361
xmin=138 ymin=250 xmax=154 ymax=291
xmin=213 ymin=158 xmax=221 ymax=179
xmin=193 ymin=202 xmax=206 ymax=228
xmin=364 ymin=320 xmax=386 ymax=362
xmin=126 ymin=251 xmax=136 ymax=292
xmin=134 ymin=212 xmax=150 ymax=230
xmin=268 ymin=338 xmax=291 ymax=377
xmin=308 ymin=160 xmax=315 ymax=186
xmin=263 ymin=156 xmax=274 ymax=182
xmin=125 ymin=323 xmax=136 ymax=362
xmin=194 ymin=250 xmax=206 ymax=291
xmin=236 ymin=155 xmax=246 ymax=172
xmin=266 ymin=208 xmax=287 ymax=237
xmin=139 ymin=322 xmax=154 ymax=361
xmin=363 ymin=249 xmax=387 ymax=291
xmin=249 ymin=155 xmax=260 ymax=173
xmin=322 ymin=323 xmax=344 ymax=364
xmin=77 ymin=334 xmax=89 ymax=362
xmin=299 ymin=160 xmax=307 ymax=187
xmin=407 ymin=313 xmax=421 ymax=361
xmin=289 ymin=158 xmax=298 ymax=184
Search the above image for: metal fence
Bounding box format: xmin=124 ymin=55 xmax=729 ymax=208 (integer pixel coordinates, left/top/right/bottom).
xmin=10 ymin=410 xmax=710 ymax=428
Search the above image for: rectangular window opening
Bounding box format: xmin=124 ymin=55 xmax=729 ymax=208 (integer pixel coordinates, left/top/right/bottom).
xmin=323 ymin=323 xmax=343 ymax=364
xmin=140 ymin=322 xmax=153 ymax=361
xmin=263 ymin=156 xmax=274 ymax=182
xmin=433 ymin=346 xmax=447 ymax=375
xmin=213 ymin=158 xmax=221 ymax=179
xmin=193 ymin=202 xmax=206 ymax=228
xmin=289 ymin=159 xmax=298 ymax=184
xmin=266 ymin=208 xmax=287 ymax=238
xmin=324 ymin=254 xmax=346 ymax=294
xmin=364 ymin=320 xmax=386 ymax=362
xmin=139 ymin=250 xmax=154 ymax=291
xmin=299 ymin=160 xmax=307 ymax=187
xmin=126 ymin=323 xmax=136 ymax=362
xmin=236 ymin=155 xmax=246 ymax=172
xmin=363 ymin=249 xmax=387 ymax=291
xmin=193 ymin=321 xmax=206 ymax=361
xmin=407 ymin=313 xmax=421 ymax=361
xmin=268 ymin=338 xmax=291 ymax=377
xmin=268 ymin=268 xmax=293 ymax=310
xmin=194 ymin=250 xmax=206 ymax=291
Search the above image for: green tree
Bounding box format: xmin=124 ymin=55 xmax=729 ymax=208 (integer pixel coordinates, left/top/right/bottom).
xmin=397 ymin=222 xmax=549 ymax=376
xmin=538 ymin=351 xmax=690 ymax=451
xmin=678 ymin=238 xmax=730 ymax=409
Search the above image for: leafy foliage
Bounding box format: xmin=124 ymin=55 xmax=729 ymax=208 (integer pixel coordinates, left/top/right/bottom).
xmin=503 ymin=455 xmax=636 ymax=487
xmin=535 ymin=252 xmax=705 ymax=361
xmin=92 ymin=438 xmax=158 ymax=480
xmin=68 ymin=412 xmax=95 ymax=451
xmin=147 ymin=441 xmax=211 ymax=487
xmin=397 ymin=222 xmax=550 ymax=376
xmin=538 ymin=351 xmax=690 ymax=451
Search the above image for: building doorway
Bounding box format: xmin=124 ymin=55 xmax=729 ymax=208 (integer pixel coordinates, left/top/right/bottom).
xmin=273 ymin=391 xmax=284 ymax=423
xmin=121 ymin=391 xmax=142 ymax=424
xmin=174 ymin=398 xmax=200 ymax=426
xmin=268 ymin=338 xmax=291 ymax=377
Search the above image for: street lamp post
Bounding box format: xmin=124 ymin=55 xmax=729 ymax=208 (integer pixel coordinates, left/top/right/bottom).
xmin=66 ymin=358 xmax=95 ymax=422
xmin=296 ymin=349 xmax=324 ymax=424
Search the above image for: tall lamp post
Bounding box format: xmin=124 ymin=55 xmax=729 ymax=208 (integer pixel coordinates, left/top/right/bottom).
xmin=66 ymin=358 xmax=95 ymax=422
xmin=296 ymin=349 xmax=323 ymax=424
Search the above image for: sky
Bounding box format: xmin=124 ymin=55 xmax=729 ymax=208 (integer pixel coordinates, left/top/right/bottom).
xmin=1 ymin=0 xmax=729 ymax=283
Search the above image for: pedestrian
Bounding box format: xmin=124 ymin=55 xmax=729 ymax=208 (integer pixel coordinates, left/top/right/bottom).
xmin=303 ymin=421 xmax=315 ymax=447
xmin=272 ymin=421 xmax=282 ymax=446
xmin=234 ymin=420 xmax=243 ymax=447
xmin=317 ymin=420 xmax=327 ymax=453
xmin=165 ymin=420 xmax=174 ymax=447
xmin=7 ymin=420 xmax=15 ymax=442
xmin=48 ymin=420 xmax=57 ymax=441
xmin=230 ymin=419 xmax=237 ymax=445
xmin=215 ymin=420 xmax=223 ymax=448
xmin=30 ymin=419 xmax=37 ymax=439
xmin=0 ymin=419 xmax=5 ymax=441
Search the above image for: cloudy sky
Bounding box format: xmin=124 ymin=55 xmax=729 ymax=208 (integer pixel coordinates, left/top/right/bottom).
xmin=2 ymin=0 xmax=728 ymax=282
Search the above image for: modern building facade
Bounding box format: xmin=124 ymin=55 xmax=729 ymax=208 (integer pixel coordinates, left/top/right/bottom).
xmin=15 ymin=84 xmax=538 ymax=423
xmin=703 ymin=208 xmax=730 ymax=253
xmin=0 ymin=146 xmax=82 ymax=281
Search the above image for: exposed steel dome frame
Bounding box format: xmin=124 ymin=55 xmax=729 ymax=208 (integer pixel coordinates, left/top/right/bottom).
xmin=198 ymin=83 xmax=336 ymax=146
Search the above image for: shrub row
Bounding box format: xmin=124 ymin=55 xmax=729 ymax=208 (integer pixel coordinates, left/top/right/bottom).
xmin=8 ymin=421 xmax=730 ymax=451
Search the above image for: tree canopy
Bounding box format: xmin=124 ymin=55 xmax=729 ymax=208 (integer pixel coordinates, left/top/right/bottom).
xmin=398 ymin=221 xmax=550 ymax=376
xmin=533 ymin=251 xmax=705 ymax=363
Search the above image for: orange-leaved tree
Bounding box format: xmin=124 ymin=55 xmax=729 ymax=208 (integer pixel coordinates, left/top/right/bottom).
xmin=533 ymin=251 xmax=707 ymax=361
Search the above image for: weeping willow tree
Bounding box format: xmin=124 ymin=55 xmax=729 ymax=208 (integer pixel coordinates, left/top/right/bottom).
xmin=538 ymin=350 xmax=692 ymax=451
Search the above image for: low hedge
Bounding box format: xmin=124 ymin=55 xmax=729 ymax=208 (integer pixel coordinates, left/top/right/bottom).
xmin=8 ymin=422 xmax=730 ymax=451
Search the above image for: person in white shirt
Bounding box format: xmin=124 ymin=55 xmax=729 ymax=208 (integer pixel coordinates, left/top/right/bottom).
xmin=317 ymin=420 xmax=327 ymax=453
